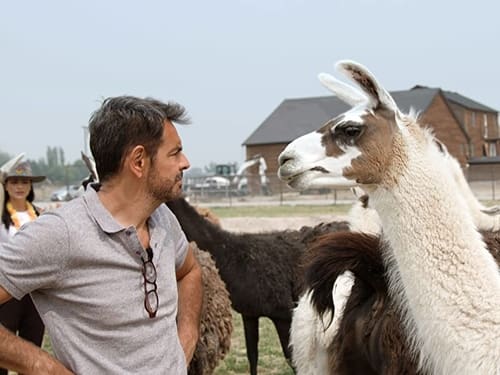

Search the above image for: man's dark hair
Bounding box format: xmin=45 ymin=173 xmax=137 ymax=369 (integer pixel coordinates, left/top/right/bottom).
xmin=88 ymin=96 xmax=190 ymax=182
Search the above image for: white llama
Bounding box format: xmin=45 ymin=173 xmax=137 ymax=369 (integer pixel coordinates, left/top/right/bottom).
xmin=279 ymin=60 xmax=500 ymax=374
xmin=290 ymin=71 xmax=500 ymax=374
xmin=291 ymin=143 xmax=500 ymax=374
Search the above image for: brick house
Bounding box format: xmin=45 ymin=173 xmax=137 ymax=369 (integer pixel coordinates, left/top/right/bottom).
xmin=242 ymin=86 xmax=498 ymax=193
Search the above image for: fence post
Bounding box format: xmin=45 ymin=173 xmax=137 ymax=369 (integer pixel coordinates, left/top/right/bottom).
xmin=492 ymin=166 xmax=496 ymax=201
xmin=226 ymin=185 xmax=232 ymax=207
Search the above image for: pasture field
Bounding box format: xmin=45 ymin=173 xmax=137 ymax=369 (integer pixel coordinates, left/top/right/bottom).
xmin=214 ymin=312 xmax=294 ymax=375
xmin=32 ymin=199 xmax=500 ymax=374
xmin=212 ymin=204 xmax=344 ymax=373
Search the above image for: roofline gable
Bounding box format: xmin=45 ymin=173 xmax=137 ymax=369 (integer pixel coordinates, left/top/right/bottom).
xmin=243 ymin=86 xmax=497 ymax=146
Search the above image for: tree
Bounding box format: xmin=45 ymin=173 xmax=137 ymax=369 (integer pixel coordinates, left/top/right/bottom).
xmin=0 ymin=147 xmax=89 ymax=185
xmin=0 ymin=150 xmax=11 ymax=166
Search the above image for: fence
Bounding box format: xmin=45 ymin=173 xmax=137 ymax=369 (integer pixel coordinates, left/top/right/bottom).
xmin=184 ymin=171 xmax=500 ymax=207
xmin=185 ymin=174 xmax=360 ymax=207
xmin=467 ymin=163 xmax=500 ymax=201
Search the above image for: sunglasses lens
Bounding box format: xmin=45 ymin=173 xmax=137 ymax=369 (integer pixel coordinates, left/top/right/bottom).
xmin=144 ymin=262 xmax=157 ymax=282
xmin=146 ymin=290 xmax=158 ymax=314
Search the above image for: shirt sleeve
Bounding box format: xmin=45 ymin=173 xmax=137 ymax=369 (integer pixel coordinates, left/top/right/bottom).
xmin=0 ymin=212 xmax=70 ymax=300
xmin=0 ymin=225 xmax=9 ymax=244
xmin=163 ymin=207 xmax=189 ymax=271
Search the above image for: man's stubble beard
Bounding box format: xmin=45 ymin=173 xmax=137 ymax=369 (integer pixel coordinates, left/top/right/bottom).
xmin=147 ymin=171 xmax=183 ymax=203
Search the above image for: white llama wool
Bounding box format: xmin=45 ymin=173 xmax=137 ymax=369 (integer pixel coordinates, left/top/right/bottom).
xmin=279 ymin=60 xmax=500 ymax=374
xmin=290 ymin=271 xmax=354 ymax=375
xmin=290 ymin=291 xmax=330 ymax=375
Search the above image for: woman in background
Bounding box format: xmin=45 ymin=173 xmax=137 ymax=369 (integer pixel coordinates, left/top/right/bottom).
xmin=0 ymin=161 xmax=46 ymax=375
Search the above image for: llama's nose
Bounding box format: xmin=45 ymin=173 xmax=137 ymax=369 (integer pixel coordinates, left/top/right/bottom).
xmin=278 ymin=152 xmax=293 ymax=167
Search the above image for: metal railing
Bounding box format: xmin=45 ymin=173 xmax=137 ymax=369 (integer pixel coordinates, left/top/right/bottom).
xmin=183 ymin=172 xmax=500 ymax=207
xmin=183 ymin=174 xmax=358 ymax=207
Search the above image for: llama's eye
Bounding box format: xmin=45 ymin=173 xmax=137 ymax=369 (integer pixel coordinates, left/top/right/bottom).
xmin=333 ymin=124 xmax=364 ymax=143
xmin=343 ymin=126 xmax=361 ymax=138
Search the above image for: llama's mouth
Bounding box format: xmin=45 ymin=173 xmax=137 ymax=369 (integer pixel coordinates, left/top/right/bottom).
xmin=284 ymin=168 xmax=357 ymax=191
xmin=309 ymin=166 xmax=329 ymax=174
xmin=283 ymin=170 xmax=319 ymax=190
xmin=278 ymin=165 xmax=329 ymax=181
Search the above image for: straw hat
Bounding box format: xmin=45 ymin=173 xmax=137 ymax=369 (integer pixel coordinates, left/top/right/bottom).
xmin=5 ymin=161 xmax=46 ymax=183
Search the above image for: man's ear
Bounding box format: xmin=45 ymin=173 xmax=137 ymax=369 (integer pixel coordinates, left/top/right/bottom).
xmin=127 ymin=145 xmax=148 ymax=178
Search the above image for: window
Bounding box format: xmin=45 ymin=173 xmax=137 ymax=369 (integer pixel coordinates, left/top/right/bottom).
xmin=471 ymin=112 xmax=476 ymax=128
xmin=489 ymin=143 xmax=497 ymax=157
xmin=483 ymin=113 xmax=489 ymax=138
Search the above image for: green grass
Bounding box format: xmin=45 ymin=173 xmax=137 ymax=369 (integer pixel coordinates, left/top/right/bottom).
xmin=214 ymin=312 xmax=294 ymax=375
xmin=210 ymin=203 xmax=352 ymax=218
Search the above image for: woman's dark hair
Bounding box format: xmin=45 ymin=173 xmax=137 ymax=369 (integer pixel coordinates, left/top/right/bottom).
xmin=88 ymin=96 xmax=190 ymax=182
xmin=2 ymin=184 xmax=39 ymax=230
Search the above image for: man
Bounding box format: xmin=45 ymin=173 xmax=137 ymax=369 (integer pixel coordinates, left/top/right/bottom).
xmin=0 ymin=96 xmax=203 ymax=374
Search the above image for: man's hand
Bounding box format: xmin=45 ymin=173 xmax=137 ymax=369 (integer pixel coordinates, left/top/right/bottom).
xmin=29 ymin=350 xmax=74 ymax=375
xmin=0 ymin=324 xmax=73 ymax=375
xmin=178 ymin=323 xmax=199 ymax=364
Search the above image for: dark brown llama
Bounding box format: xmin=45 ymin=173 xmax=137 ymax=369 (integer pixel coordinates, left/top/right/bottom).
xmin=166 ymin=197 xmax=348 ymax=375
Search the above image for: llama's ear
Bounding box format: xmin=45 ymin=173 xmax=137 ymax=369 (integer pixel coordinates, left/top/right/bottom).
xmin=335 ymin=60 xmax=398 ymax=113
xmin=81 ymin=151 xmax=99 ymax=183
xmin=318 ymin=72 xmax=368 ymax=106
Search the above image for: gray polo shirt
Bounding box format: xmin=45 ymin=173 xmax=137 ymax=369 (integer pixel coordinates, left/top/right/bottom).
xmin=0 ymin=186 xmax=189 ymax=374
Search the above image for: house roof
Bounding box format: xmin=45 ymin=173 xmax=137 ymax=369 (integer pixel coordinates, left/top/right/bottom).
xmin=243 ymin=86 xmax=498 ymax=146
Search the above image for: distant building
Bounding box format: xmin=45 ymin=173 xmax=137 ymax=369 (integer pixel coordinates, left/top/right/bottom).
xmin=243 ymin=86 xmax=499 ymax=192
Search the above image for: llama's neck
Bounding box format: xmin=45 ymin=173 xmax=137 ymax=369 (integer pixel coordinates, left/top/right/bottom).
xmin=166 ymin=200 xmax=230 ymax=260
xmin=346 ymin=199 xmax=381 ymax=235
xmin=370 ymin=148 xmax=500 ymax=375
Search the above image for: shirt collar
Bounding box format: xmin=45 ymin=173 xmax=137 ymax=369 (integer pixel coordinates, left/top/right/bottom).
xmin=83 ymin=183 xmax=125 ymax=234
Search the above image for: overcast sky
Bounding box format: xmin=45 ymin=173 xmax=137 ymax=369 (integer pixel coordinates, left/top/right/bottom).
xmin=1 ymin=0 xmax=499 ymax=169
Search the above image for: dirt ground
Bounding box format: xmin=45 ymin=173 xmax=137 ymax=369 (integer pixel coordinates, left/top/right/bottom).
xmin=220 ymin=215 xmax=345 ymax=233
